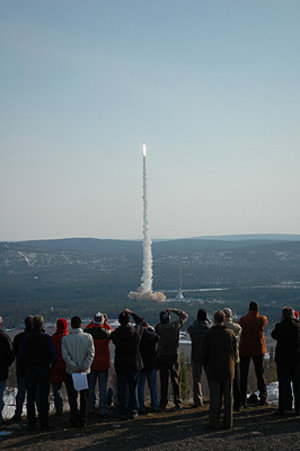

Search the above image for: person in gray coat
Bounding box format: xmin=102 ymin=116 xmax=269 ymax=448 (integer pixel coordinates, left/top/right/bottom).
xmin=187 ymin=309 xmax=211 ymax=407
xmin=62 ymin=316 xmax=95 ymax=427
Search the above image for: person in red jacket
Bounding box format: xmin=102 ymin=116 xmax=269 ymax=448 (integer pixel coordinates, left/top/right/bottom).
xmin=238 ymin=301 xmax=268 ymax=407
xmin=84 ymin=312 xmax=113 ymax=416
xmin=51 ymin=318 xmax=69 ymax=416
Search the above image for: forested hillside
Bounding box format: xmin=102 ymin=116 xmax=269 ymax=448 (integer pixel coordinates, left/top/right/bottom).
xmin=1 ymin=237 xmax=300 ymax=327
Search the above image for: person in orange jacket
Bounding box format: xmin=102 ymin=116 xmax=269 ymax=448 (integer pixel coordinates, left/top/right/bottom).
xmin=238 ymin=301 xmax=268 ymax=407
xmin=84 ymin=312 xmax=113 ymax=416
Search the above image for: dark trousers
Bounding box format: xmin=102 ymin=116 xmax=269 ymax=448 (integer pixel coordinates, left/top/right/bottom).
xmin=240 ymin=355 xmax=267 ymax=405
xmin=159 ymin=355 xmax=181 ymax=407
xmin=15 ymin=376 xmax=26 ymax=418
xmin=25 ymin=365 xmax=50 ymax=427
xmin=116 ymin=372 xmax=139 ymax=416
xmin=65 ymin=373 xmax=88 ymax=426
xmin=192 ymin=361 xmax=204 ymax=407
xmin=277 ymin=363 xmax=300 ymax=414
xmin=233 ymin=362 xmax=241 ymax=410
xmin=208 ymin=379 xmax=233 ymax=429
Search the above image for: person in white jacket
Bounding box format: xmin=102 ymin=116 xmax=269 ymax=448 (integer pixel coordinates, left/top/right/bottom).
xmin=62 ymin=316 xmax=95 ymax=427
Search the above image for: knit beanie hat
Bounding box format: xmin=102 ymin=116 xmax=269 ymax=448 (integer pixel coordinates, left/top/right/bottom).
xmin=56 ymin=318 xmax=68 ymax=332
xmin=93 ymin=312 xmax=104 ymax=325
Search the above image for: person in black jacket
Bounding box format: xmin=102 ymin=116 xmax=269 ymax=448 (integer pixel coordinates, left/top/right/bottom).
xmin=11 ymin=315 xmax=33 ymax=422
xmin=187 ymin=309 xmax=211 ymax=407
xmin=271 ymin=306 xmax=300 ymax=416
xmin=111 ymin=309 xmax=145 ymax=419
xmin=19 ymin=315 xmax=57 ymax=430
xmin=0 ymin=316 xmax=13 ymax=426
xmin=137 ymin=323 xmax=160 ymax=413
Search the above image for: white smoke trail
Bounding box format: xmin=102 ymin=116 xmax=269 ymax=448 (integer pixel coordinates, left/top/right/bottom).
xmin=128 ymin=143 xmax=166 ymax=303
xmin=141 ymin=143 xmax=153 ymax=293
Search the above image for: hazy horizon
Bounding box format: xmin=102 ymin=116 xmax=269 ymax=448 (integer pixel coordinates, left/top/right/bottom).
xmin=3 ymin=232 xmax=300 ymax=244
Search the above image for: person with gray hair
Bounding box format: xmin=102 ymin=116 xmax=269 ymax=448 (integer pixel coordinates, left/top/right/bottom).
xmin=200 ymin=310 xmax=238 ymax=430
xmin=271 ymin=306 xmax=300 ymax=416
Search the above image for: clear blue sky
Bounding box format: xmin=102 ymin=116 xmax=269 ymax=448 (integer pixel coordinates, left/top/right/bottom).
xmin=1 ymin=0 xmax=299 ymax=241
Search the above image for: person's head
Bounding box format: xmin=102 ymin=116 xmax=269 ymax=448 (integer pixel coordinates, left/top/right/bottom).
xmin=281 ymin=306 xmax=294 ymax=321
xmin=197 ymin=309 xmax=208 ymax=322
xmin=294 ymin=310 xmax=299 ymax=319
xmin=223 ymin=308 xmax=232 ymax=319
xmin=71 ymin=316 xmax=82 ymax=329
xmin=93 ymin=312 xmax=104 ymax=325
xmin=118 ymin=311 xmax=130 ymax=326
xmin=214 ymin=310 xmax=226 ymax=325
xmin=159 ymin=310 xmax=170 ymax=324
xmin=24 ymin=315 xmax=34 ymax=331
xmin=56 ymin=318 xmax=68 ymax=332
xmin=33 ymin=315 xmax=44 ymax=330
xmin=249 ymin=301 xmax=259 ymax=311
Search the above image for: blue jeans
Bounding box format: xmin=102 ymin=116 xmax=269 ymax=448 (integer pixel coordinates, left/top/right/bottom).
xmin=52 ymin=382 xmax=64 ymax=415
xmin=138 ymin=369 xmax=159 ymax=410
xmin=117 ymin=372 xmax=139 ymax=417
xmin=15 ymin=377 xmax=27 ymax=418
xmin=0 ymin=380 xmax=6 ymax=424
xmin=88 ymin=370 xmax=108 ymax=415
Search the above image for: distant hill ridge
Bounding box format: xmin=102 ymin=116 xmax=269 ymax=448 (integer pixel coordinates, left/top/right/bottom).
xmin=3 ymin=233 xmax=300 ymax=254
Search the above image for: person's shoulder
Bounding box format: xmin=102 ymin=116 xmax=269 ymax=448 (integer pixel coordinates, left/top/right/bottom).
xmin=259 ymin=314 xmax=268 ymax=324
xmin=207 ymin=325 xmax=218 ymax=334
xmin=14 ymin=330 xmax=25 ymax=339
xmin=231 ymin=321 xmax=242 ymax=331
xmin=225 ymin=327 xmax=236 ymax=337
xmin=83 ymin=330 xmax=94 ymax=338
xmin=0 ymin=329 xmax=12 ymax=345
xmin=292 ymin=318 xmax=300 ymax=328
xmin=61 ymin=333 xmax=70 ymax=342
xmin=43 ymin=332 xmax=52 ymax=339
xmin=0 ymin=328 xmax=9 ymax=338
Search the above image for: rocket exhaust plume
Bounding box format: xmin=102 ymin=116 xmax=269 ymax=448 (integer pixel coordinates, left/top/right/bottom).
xmin=128 ymin=143 xmax=166 ymax=303
xmin=141 ymin=143 xmax=152 ymax=293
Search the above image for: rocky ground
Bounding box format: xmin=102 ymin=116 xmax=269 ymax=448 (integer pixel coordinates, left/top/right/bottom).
xmin=0 ymin=403 xmax=299 ymax=451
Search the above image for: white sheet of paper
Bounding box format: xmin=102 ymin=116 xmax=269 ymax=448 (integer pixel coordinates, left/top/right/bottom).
xmin=72 ymin=372 xmax=88 ymax=391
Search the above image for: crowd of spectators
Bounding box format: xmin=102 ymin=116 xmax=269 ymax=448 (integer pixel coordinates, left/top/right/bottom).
xmin=0 ymin=302 xmax=299 ymax=432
